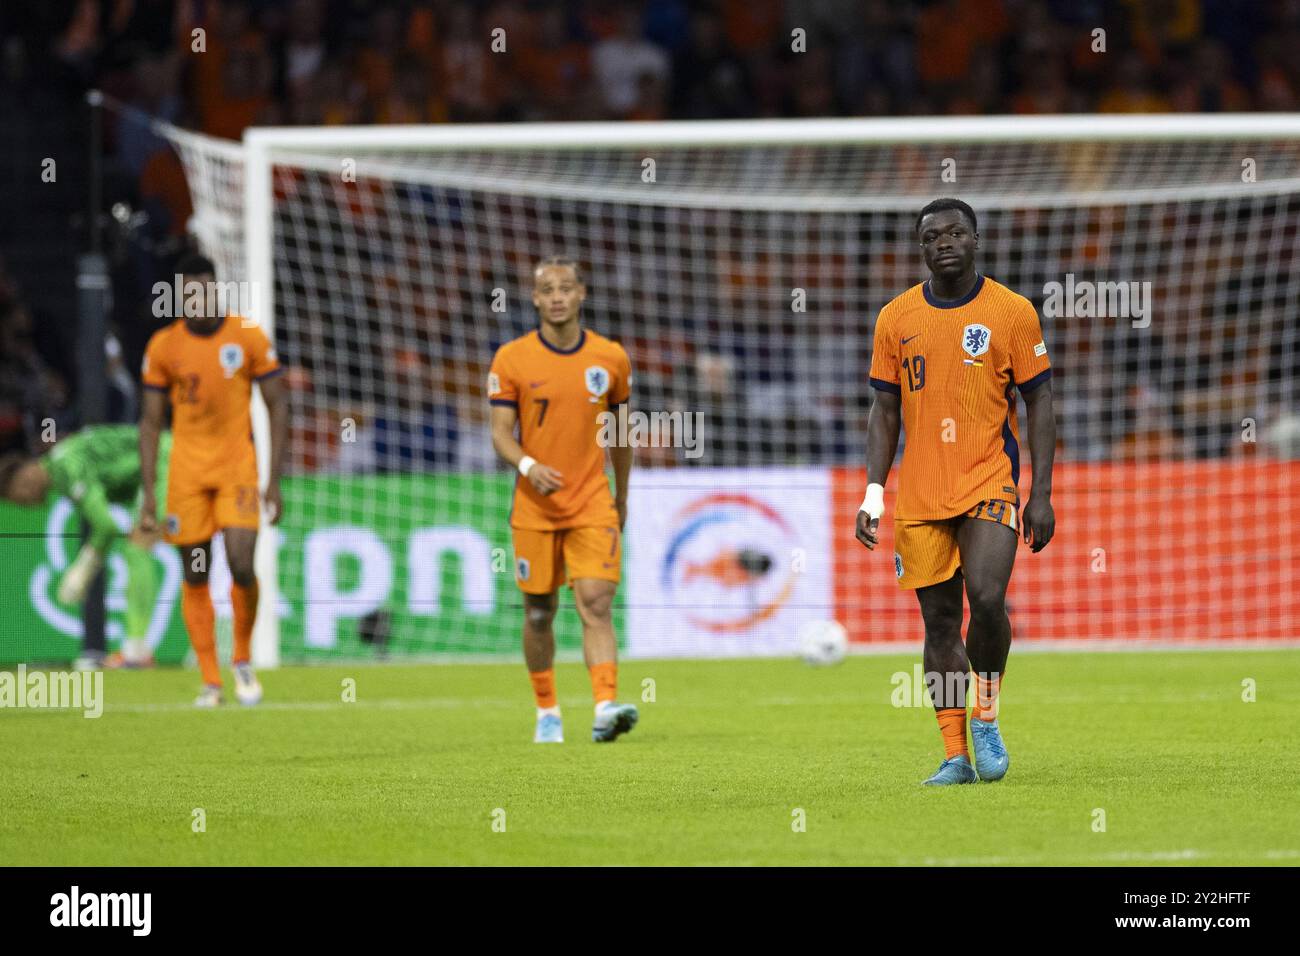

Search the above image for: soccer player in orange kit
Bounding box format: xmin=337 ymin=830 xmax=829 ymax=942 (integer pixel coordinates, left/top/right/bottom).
xmin=857 ymin=199 xmax=1057 ymax=785
xmin=138 ymin=252 xmax=289 ymax=707
xmin=488 ymin=257 xmax=639 ymax=744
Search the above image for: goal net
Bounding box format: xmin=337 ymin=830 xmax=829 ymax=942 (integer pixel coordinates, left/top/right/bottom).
xmin=158 ymin=116 xmax=1300 ymax=662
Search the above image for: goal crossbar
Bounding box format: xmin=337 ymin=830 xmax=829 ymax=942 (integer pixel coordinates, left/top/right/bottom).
xmin=242 ymin=113 xmax=1300 ymax=152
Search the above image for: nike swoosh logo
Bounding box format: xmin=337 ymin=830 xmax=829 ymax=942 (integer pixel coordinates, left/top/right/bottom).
xmin=529 ymin=381 xmax=546 ymax=388
xmin=901 ymin=334 xmax=921 ymax=345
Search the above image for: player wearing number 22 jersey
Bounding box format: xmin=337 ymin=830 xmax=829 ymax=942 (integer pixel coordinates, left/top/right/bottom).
xmin=143 ymin=315 xmax=280 ymax=545
xmin=488 ymin=257 xmax=639 ymax=745
xmin=859 ymin=199 xmax=1057 ymax=788
xmin=139 ymin=252 xmax=290 ymax=708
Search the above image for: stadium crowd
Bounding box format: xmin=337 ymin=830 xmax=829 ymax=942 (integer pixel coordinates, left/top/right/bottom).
xmin=3 ymin=0 xmax=1299 ymax=466
xmin=28 ymin=0 xmax=1300 ymax=130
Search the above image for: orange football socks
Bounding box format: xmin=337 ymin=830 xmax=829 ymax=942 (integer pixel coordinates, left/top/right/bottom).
xmin=230 ymin=580 xmax=259 ymax=665
xmin=529 ymin=668 xmax=557 ymax=709
xmin=589 ymin=661 xmax=617 ymax=705
xmin=936 ymin=707 xmax=968 ymax=759
xmin=972 ymin=672 xmax=1002 ymax=722
xmin=182 ymin=581 xmax=220 ymax=687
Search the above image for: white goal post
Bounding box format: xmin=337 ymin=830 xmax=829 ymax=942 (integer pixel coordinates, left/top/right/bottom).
xmin=155 ymin=113 xmax=1300 ymax=664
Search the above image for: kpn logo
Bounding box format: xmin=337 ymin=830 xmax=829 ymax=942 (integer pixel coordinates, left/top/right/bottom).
xmin=28 ymin=498 xmax=179 ymax=646
xmin=50 ymin=886 xmax=151 ymax=936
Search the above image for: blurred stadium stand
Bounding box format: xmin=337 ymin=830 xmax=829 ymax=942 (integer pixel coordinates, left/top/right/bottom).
xmin=2 ymin=0 xmax=1299 ymax=460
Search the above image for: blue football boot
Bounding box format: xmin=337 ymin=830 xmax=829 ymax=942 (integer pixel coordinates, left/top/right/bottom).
xmin=591 ymin=702 xmax=638 ymax=742
xmin=922 ymin=754 xmax=977 ymax=786
xmin=534 ymin=712 xmax=564 ymax=743
xmin=969 ymin=718 xmax=1010 ymax=781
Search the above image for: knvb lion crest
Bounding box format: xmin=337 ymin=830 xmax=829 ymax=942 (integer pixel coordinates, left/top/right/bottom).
xmin=962 ymin=324 xmax=991 ymax=357
xmin=219 ymin=343 xmax=245 ymax=378
xmin=584 ymin=365 xmax=610 ymax=399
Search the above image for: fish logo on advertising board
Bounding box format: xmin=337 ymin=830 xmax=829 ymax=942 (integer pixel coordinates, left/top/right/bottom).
xmin=625 ymin=468 xmax=832 ymax=658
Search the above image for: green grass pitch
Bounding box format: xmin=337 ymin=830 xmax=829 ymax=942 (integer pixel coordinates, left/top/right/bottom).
xmin=2 ymin=650 xmax=1296 ymax=866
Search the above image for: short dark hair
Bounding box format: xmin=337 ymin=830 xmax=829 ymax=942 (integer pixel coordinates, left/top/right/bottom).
xmin=0 ymin=452 xmax=29 ymax=499
xmin=175 ymin=251 xmax=216 ymax=276
xmin=533 ymin=256 xmax=585 ymax=286
xmin=915 ymin=198 xmax=978 ymax=236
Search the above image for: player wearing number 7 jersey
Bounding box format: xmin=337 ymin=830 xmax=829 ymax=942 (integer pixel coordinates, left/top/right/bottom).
xmin=856 ymin=199 xmax=1058 ymax=786
xmin=487 ymin=257 xmax=639 ymax=744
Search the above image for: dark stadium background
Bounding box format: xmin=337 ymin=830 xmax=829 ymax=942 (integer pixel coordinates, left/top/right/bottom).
xmin=3 ymin=0 xmax=1299 ymax=464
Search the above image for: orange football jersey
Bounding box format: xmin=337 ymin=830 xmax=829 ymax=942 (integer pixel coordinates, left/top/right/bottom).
xmin=141 ymin=315 xmax=281 ymax=482
xmin=869 ymin=274 xmax=1051 ymax=519
xmin=488 ymin=328 xmax=631 ymax=530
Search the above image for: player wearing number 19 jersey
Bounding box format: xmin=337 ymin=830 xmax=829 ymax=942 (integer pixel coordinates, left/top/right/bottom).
xmin=488 ymin=257 xmax=639 ymax=744
xmin=857 ymin=199 xmax=1058 ymax=786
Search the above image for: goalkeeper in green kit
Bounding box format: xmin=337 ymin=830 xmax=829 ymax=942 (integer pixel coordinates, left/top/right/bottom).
xmin=0 ymin=424 xmax=172 ymax=668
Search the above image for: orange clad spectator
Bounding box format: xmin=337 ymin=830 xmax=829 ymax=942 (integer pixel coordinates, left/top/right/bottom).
xmin=374 ymin=54 xmax=449 ymax=124
xmin=443 ymin=2 xmax=505 ymax=121
xmin=287 ymin=62 xmax=363 ymax=126
xmin=1011 ymin=56 xmax=1071 ymax=115
xmin=945 ymin=47 xmax=1001 ymax=115
xmin=1257 ymin=66 xmax=1298 ymax=110
xmin=354 ymin=6 xmax=407 ymax=108
xmin=407 ymin=3 xmax=439 ymax=58
xmin=1169 ymin=41 xmax=1251 ymax=112
xmin=721 ymin=0 xmax=781 ymax=56
xmin=916 ymin=0 xmax=1009 ymax=88
xmin=1121 ymin=0 xmax=1201 ymax=65
xmin=189 ymin=1 xmax=265 ymax=133
xmin=139 ymin=148 xmax=193 ymax=238
xmin=55 ymin=0 xmax=99 ymax=63
xmin=626 ymin=70 xmax=669 ymax=121
xmin=1097 ymin=52 xmax=1172 ymax=113
xmin=200 ymin=42 xmax=276 ymax=139
xmin=516 ymin=4 xmax=592 ymax=118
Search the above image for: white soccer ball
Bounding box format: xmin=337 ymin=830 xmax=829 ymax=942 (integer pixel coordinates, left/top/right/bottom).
xmin=1263 ymin=413 xmax=1300 ymax=460
xmin=798 ymin=619 xmax=849 ymax=667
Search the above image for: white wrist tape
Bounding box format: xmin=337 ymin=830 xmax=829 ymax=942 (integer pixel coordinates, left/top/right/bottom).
xmin=518 ymin=455 xmax=537 ymax=477
xmin=860 ymin=482 xmax=885 ymax=520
